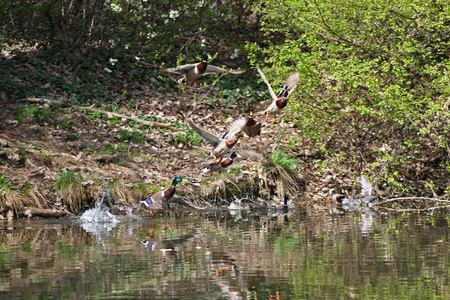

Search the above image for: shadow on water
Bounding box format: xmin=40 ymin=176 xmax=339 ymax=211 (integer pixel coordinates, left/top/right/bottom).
xmin=1 ymin=200 xmax=450 ymax=299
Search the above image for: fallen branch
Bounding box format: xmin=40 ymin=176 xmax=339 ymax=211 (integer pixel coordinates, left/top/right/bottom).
xmin=374 ymin=197 xmax=450 ymax=212
xmin=24 ymin=207 xmax=69 ymax=218
xmin=376 ymin=205 xmax=450 ymax=213
xmin=373 ymin=197 xmax=450 ymax=206
xmin=19 ymin=97 xmax=179 ymax=131
xmin=73 ymin=105 xmax=179 ymax=131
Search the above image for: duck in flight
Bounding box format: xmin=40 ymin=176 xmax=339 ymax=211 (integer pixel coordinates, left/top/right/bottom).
xmin=164 ymin=55 xmax=246 ymax=86
xmin=257 ymin=66 xmax=300 ymax=123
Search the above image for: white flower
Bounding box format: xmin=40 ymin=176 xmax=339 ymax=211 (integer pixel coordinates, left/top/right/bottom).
xmin=110 ymin=3 xmax=122 ymax=12
xmin=135 ymin=56 xmax=140 ymax=61
xmin=200 ymin=38 xmax=206 ymax=47
xmin=164 ymin=19 xmax=169 ymax=24
xmin=169 ymin=10 xmax=179 ymax=19
xmin=230 ymin=48 xmax=239 ymax=59
xmin=125 ymin=45 xmax=129 ymax=50
xmin=104 ymin=67 xmax=112 ymax=73
xmin=109 ymin=58 xmax=118 ymax=65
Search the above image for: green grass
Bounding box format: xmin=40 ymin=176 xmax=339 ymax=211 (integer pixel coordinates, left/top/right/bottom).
xmin=270 ymin=150 xmax=299 ymax=172
xmin=119 ymin=129 xmax=146 ymax=144
xmin=132 ymin=182 xmax=160 ymax=195
xmin=55 ymin=169 xmax=82 ymax=192
xmin=0 ymin=173 xmax=15 ymax=194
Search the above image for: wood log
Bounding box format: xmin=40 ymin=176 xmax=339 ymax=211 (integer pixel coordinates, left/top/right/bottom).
xmin=24 ymin=207 xmax=68 ymax=218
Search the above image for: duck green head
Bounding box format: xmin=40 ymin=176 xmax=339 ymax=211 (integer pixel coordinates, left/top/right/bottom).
xmin=230 ymin=152 xmax=241 ymax=159
xmin=202 ymin=54 xmax=211 ymax=62
xmin=172 ymin=176 xmax=183 ymax=186
xmin=284 ymin=193 xmax=291 ymax=203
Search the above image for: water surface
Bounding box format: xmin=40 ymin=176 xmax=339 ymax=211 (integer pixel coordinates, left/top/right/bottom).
xmin=1 ymin=206 xmax=449 ymax=299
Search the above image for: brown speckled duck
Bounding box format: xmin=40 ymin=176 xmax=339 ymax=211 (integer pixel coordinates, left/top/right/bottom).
xmin=188 ymin=119 xmax=245 ymax=163
xmin=257 ymin=66 xmax=300 ymax=123
xmin=164 ymin=55 xmax=246 ymax=86
xmin=203 ymin=151 xmax=241 ymax=176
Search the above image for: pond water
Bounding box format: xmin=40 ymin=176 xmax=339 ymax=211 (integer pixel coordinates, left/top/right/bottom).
xmin=1 ymin=203 xmax=450 ymax=299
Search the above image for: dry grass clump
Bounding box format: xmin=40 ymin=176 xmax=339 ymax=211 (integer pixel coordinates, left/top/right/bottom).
xmin=0 ymin=174 xmax=47 ymax=217
xmin=109 ymin=179 xmax=138 ymax=206
xmin=55 ymin=169 xmax=85 ymax=213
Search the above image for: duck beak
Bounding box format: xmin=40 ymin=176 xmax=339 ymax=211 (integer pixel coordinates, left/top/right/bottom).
xmin=236 ymin=154 xmax=242 ymax=158
xmin=243 ymin=133 xmax=249 ymax=138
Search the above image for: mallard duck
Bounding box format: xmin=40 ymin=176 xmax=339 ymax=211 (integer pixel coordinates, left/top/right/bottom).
xmin=203 ymin=151 xmax=241 ymax=176
xmin=256 ymin=66 xmax=300 ymax=123
xmin=242 ymin=111 xmax=261 ymax=137
xmin=273 ymin=193 xmax=291 ymax=212
xmin=164 ymin=55 xmax=246 ymax=86
xmin=139 ymin=176 xmax=183 ymax=210
xmin=329 ymin=188 xmax=345 ymax=204
xmin=140 ymin=177 xmax=206 ymax=211
xmin=188 ymin=119 xmax=245 ymax=163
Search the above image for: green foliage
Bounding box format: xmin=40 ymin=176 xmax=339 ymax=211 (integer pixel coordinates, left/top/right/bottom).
xmin=22 ymin=182 xmax=32 ymax=196
xmin=247 ymin=0 xmax=450 ymax=187
xmin=270 ymin=150 xmax=299 ymax=172
xmin=0 ymin=0 xmax=260 ymax=104
xmin=55 ymin=169 xmax=82 ymax=192
xmin=170 ymin=123 xmax=203 ymax=146
xmin=132 ymin=182 xmax=160 ymax=195
xmin=18 ymin=104 xmax=53 ymax=123
xmin=102 ymin=143 xmax=130 ymax=156
xmin=0 ymin=173 xmax=15 ymax=194
xmin=215 ymin=75 xmax=267 ymax=107
xmin=56 ymin=118 xmax=74 ymax=132
xmin=119 ymin=129 xmax=145 ymax=144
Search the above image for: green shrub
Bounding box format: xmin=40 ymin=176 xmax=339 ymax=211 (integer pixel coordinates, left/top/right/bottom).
xmin=270 ymin=150 xmax=299 ymax=172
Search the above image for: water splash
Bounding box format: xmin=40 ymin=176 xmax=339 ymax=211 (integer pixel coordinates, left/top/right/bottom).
xmin=228 ymin=197 xmax=250 ymax=211
xmin=79 ymin=200 xmax=119 ymax=224
xmin=78 ymin=192 xmax=120 ymax=244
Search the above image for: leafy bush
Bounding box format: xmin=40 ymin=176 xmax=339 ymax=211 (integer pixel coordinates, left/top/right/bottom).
xmin=248 ymin=0 xmax=450 ymax=190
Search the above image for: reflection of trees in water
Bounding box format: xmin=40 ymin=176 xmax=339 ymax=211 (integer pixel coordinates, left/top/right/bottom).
xmin=0 ymin=211 xmax=449 ymax=298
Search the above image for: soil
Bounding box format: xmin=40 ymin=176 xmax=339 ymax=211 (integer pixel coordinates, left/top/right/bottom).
xmin=0 ymin=68 xmax=356 ymax=219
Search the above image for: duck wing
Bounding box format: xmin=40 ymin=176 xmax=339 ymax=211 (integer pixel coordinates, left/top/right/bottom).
xmin=187 ymin=119 xmax=221 ymax=146
xmin=283 ymin=72 xmax=300 ymax=95
xmin=360 ymin=176 xmax=373 ymax=196
xmin=256 ymin=66 xmax=278 ymax=101
xmin=169 ymin=194 xmax=209 ymax=210
xmin=164 ymin=63 xmax=197 ymax=75
xmin=223 ymin=117 xmax=247 ymax=139
xmin=204 ymin=65 xmax=246 ymax=75
xmin=140 ymin=191 xmax=164 ymax=210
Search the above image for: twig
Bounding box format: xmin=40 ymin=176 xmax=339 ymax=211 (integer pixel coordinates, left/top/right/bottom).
xmin=376 ymin=205 xmax=450 ymax=212
xmin=19 ymin=97 xmax=179 ymax=131
xmin=373 ymin=197 xmax=450 ymax=206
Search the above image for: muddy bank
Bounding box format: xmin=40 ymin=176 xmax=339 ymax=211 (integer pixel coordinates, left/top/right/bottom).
xmin=0 ymin=94 xmax=313 ymax=219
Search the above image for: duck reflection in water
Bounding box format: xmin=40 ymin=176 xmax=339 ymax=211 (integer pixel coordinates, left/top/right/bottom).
xmin=141 ymin=228 xmax=201 ymax=258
